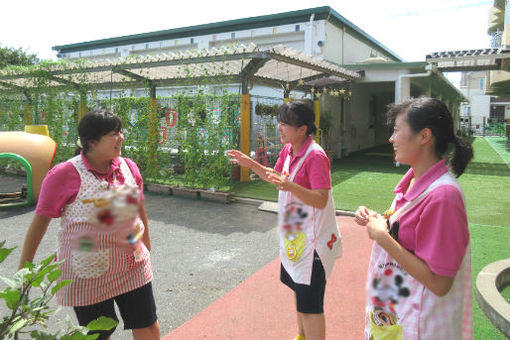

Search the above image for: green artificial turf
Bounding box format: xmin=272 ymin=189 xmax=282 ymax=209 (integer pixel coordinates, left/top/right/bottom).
xmin=484 ymin=137 xmax=510 ymax=165
xmin=470 ymin=224 xmax=510 ymax=340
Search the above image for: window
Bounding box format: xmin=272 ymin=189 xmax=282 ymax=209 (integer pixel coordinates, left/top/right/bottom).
xmin=480 ymin=78 xmax=485 ymax=90
xmin=295 ymin=25 xmax=300 ymax=32
xmin=190 ymin=38 xmax=194 ymax=44
xmin=231 ymin=32 xmax=235 ymax=39
xmin=145 ymin=43 xmax=149 ymax=49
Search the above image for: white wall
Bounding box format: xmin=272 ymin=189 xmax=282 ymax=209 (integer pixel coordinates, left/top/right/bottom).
xmin=322 ymin=24 xmax=340 ymax=64
xmin=471 ymin=93 xmax=491 ymax=126
xmin=61 ymin=22 xmax=312 ymax=60
xmin=322 ymin=21 xmax=398 ymax=66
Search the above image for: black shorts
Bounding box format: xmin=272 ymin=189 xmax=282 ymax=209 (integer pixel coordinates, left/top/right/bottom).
xmin=280 ymin=252 xmax=326 ymax=314
xmin=73 ymin=281 xmax=158 ymax=340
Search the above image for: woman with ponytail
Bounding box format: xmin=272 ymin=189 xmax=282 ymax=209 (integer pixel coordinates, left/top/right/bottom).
xmin=229 ymin=100 xmax=342 ymax=340
xmin=354 ymin=97 xmax=473 ymax=339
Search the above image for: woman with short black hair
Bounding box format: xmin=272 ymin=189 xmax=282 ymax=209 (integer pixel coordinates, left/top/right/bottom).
xmin=19 ymin=108 xmax=160 ymax=340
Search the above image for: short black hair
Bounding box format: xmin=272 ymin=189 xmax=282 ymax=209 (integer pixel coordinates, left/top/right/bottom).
xmin=77 ymin=108 xmax=123 ymax=154
xmin=277 ymin=100 xmax=317 ymax=135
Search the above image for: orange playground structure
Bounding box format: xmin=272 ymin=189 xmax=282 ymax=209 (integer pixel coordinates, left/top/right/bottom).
xmin=0 ymin=130 xmax=57 ymax=207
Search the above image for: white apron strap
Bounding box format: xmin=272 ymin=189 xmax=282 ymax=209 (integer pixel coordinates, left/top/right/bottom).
xmin=284 ymin=141 xmax=316 ymax=182
xmin=389 ymin=172 xmax=460 ymax=225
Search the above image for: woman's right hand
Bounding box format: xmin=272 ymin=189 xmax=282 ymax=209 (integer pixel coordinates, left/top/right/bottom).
xmin=354 ymin=206 xmax=377 ymax=226
xmin=227 ymin=149 xmax=252 ymax=167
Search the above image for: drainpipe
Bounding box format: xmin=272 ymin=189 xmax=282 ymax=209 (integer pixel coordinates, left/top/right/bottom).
xmin=308 ymin=14 xmax=315 ymax=56
xmin=395 ymin=65 xmax=433 ymax=102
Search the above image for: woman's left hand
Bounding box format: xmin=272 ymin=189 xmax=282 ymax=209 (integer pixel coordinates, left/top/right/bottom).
xmin=266 ymin=171 xmax=292 ymax=191
xmin=366 ymin=214 xmax=388 ymax=242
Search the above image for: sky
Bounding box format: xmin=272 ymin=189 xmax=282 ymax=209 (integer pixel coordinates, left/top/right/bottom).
xmin=1 ymin=0 xmax=494 ymax=84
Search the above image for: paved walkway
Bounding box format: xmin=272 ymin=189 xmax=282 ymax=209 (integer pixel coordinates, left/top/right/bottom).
xmin=163 ymin=216 xmax=372 ymax=340
xmin=1 ymin=175 xmax=373 ymax=339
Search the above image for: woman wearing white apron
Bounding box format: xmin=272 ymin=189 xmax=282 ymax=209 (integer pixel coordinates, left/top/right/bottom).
xmin=355 ymin=97 xmax=474 ymax=340
xmin=229 ymin=100 xmax=342 ymax=340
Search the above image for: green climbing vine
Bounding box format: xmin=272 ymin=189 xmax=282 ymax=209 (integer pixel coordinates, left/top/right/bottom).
xmin=0 ymin=54 xmax=240 ymax=191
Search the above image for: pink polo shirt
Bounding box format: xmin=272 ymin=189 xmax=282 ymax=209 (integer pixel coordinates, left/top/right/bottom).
xmin=394 ymin=159 xmax=469 ymax=277
xmin=36 ymin=153 xmax=145 ymax=218
xmin=274 ymin=136 xmax=331 ymax=190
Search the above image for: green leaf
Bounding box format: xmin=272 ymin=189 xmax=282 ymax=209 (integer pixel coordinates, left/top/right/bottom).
xmin=47 ymin=269 xmax=61 ymax=282
xmin=0 ymin=289 xmax=21 ymax=309
xmin=23 ymin=261 xmax=35 ymax=270
xmin=31 ymin=263 xmax=61 ymax=287
xmin=32 ymin=274 xmax=45 ymax=287
xmin=37 ymin=262 xmax=61 ymax=277
xmin=40 ymin=253 xmax=56 ymax=266
xmin=51 ymin=279 xmax=72 ymax=295
xmin=13 ymin=268 xmax=30 ymax=286
xmin=0 ymin=275 xmax=18 ymax=289
xmin=61 ymin=332 xmax=99 ymax=340
xmin=0 ymin=246 xmax=16 ymax=264
xmin=30 ymin=330 xmax=57 ymax=340
xmin=86 ymin=316 xmax=118 ymax=331
xmin=8 ymin=317 xmax=28 ymax=334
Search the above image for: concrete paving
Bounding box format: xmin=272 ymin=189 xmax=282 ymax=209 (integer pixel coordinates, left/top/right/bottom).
xmin=163 ymin=217 xmax=371 ymax=340
xmin=0 ymin=174 xmax=371 ymax=340
xmin=0 ymin=174 xmax=279 ymax=339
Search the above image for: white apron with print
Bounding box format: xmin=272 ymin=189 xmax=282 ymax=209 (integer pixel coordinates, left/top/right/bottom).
xmin=56 ymin=155 xmax=153 ymax=306
xmin=278 ymin=141 xmax=342 ymax=285
xmin=365 ymin=172 xmax=473 ymax=340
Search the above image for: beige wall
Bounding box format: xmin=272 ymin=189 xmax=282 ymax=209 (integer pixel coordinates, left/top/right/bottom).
xmin=323 ymin=21 xmax=399 ymax=66
xmin=323 ymin=23 xmax=344 ymax=64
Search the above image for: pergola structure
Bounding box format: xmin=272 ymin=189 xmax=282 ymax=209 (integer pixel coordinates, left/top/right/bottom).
xmin=426 ymin=48 xmax=510 ymax=97
xmin=426 ymin=48 xmax=510 ymax=72
xmin=0 ymin=43 xmax=361 ymax=181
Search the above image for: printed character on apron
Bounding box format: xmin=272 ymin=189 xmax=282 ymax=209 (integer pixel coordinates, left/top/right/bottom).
xmin=365 ymin=172 xmax=473 ymax=340
xmin=278 ymin=141 xmax=342 ymax=285
xmin=283 ymin=202 xmax=308 ymax=262
xmin=84 ymin=182 xmax=145 ymax=258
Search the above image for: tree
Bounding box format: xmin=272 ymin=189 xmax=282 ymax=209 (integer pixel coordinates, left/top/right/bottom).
xmin=0 ymin=45 xmax=39 ymax=69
